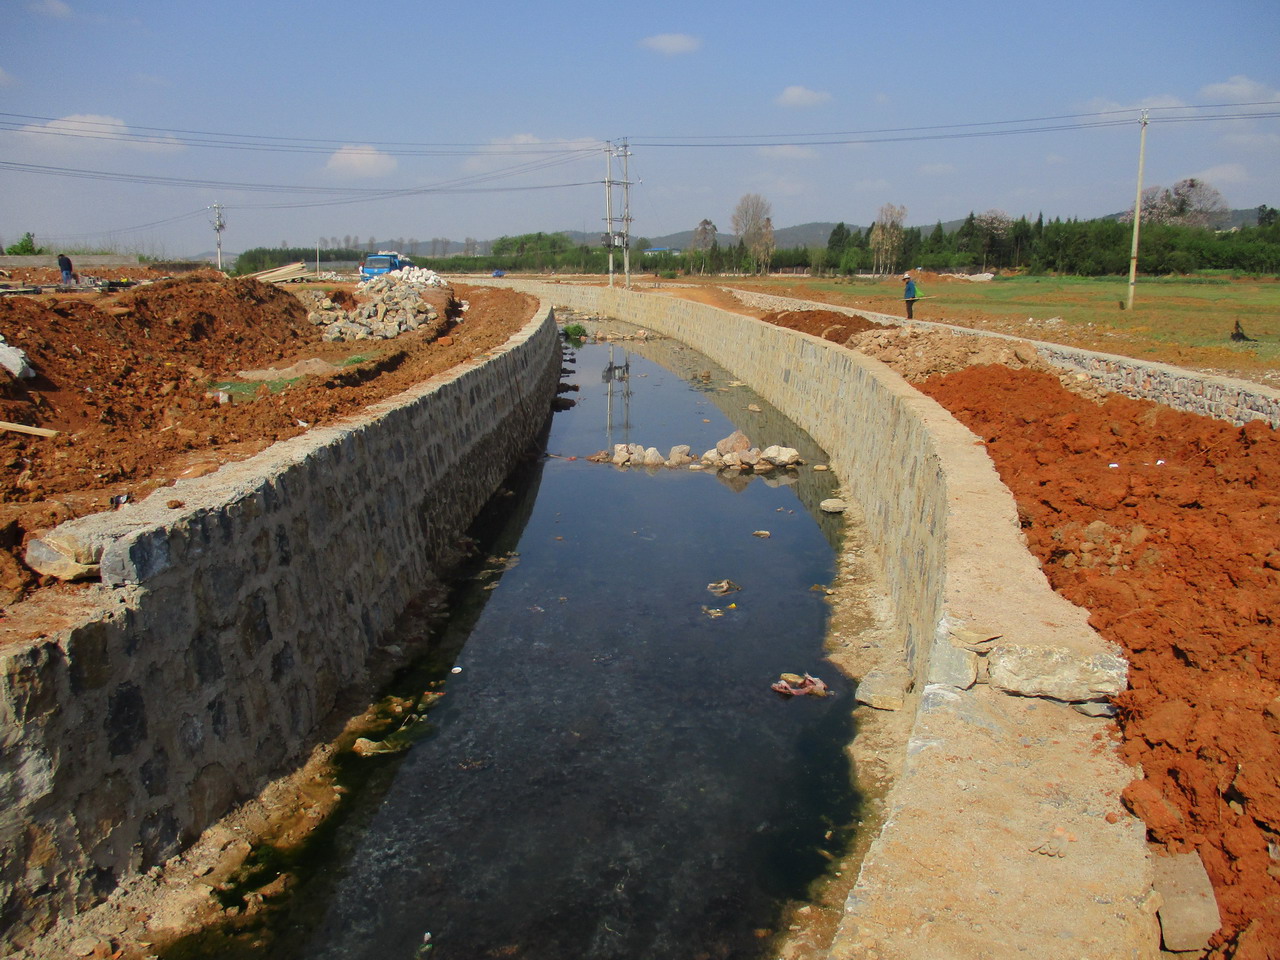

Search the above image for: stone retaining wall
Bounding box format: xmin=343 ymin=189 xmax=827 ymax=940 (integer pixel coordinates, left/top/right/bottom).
xmin=0 ymin=306 xmax=560 ymax=948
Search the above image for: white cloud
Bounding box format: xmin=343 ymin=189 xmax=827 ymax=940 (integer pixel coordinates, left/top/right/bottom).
xmin=1199 ymin=75 xmax=1279 ymax=103
xmin=1191 ymin=162 xmax=1248 ymax=185
xmin=639 ymin=33 xmax=700 ymax=55
xmin=461 ymin=133 xmax=600 ymax=173
xmin=325 ymin=145 xmax=397 ymax=178
xmin=0 ymin=67 xmax=15 ymax=88
xmin=757 ymin=144 xmax=818 ymax=160
xmin=13 ymin=114 xmax=183 ymax=153
xmin=854 ymin=178 xmax=890 ymax=193
xmin=29 ymin=0 xmax=71 ymax=17
xmin=1084 ymin=93 xmax=1185 ymax=114
xmin=1044 ymin=153 xmax=1068 ymax=165
xmin=774 ymin=85 xmax=831 ymax=108
xmin=918 ymin=162 xmax=955 ymax=176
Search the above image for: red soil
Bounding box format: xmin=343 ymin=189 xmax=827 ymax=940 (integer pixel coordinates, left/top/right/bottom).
xmin=917 ymin=366 xmax=1280 ymax=957
xmin=0 ymin=274 xmax=536 ymax=605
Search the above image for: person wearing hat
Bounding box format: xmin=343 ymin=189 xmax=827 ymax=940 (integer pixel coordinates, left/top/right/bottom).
xmin=902 ymin=273 xmax=918 ymax=319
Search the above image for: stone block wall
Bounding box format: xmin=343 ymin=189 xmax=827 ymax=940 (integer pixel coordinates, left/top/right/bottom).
xmin=0 ymin=306 xmax=560 ymax=948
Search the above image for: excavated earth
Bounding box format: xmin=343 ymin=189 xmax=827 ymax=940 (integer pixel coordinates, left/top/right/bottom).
xmin=0 ymin=270 xmax=536 ymax=606
xmin=756 ymin=308 xmax=1280 ymax=959
xmin=1 ymin=274 xmax=1277 ymax=958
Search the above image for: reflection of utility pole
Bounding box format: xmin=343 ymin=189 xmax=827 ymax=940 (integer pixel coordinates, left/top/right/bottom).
xmin=1126 ymin=110 xmax=1149 ymax=311
xmin=602 ymin=344 xmax=632 ymax=447
xmin=210 ymin=202 xmax=226 ymax=271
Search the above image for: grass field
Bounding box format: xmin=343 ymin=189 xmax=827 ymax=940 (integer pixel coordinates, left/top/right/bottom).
xmin=680 ymin=273 xmax=1280 ymax=386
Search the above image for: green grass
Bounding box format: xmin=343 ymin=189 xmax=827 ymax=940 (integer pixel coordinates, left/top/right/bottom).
xmin=727 ymin=273 xmax=1280 ymax=376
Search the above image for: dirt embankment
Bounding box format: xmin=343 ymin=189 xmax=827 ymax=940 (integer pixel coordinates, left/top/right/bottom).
xmin=914 ymin=367 xmax=1280 ymax=956
xmin=0 ymin=274 xmax=536 ymax=605
xmin=761 ymin=308 xmax=1279 ymax=956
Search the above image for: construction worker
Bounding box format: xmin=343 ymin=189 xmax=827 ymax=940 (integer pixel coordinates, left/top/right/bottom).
xmin=903 ymin=273 xmax=918 ymax=319
xmin=57 ymin=253 xmax=73 ymax=286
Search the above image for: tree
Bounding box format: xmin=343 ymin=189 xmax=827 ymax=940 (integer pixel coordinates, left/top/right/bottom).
xmin=4 ymin=232 xmax=42 ymax=255
xmin=974 ymin=209 xmax=1012 ymax=271
xmin=691 ymin=218 xmax=718 ymax=252
xmin=1258 ymin=205 xmax=1278 ymax=228
xmin=869 ymin=203 xmax=906 ymax=274
xmin=757 ymin=217 xmax=776 ymax=273
xmin=731 ymin=193 xmax=772 ymax=273
xmin=1127 ymin=178 xmax=1229 ymax=229
xmin=827 ymin=222 xmax=851 ymax=256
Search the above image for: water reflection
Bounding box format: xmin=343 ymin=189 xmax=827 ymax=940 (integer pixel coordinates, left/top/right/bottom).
xmin=307 ymin=327 xmax=858 ymax=960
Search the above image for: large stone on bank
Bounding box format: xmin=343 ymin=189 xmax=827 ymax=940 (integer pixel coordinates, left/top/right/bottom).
xmin=24 ymin=529 xmax=112 ymax=580
xmin=1152 ymin=852 xmax=1221 ymax=952
xmin=855 ymin=666 xmax=908 ymax=710
xmin=986 ymin=642 xmax=1127 ymax=702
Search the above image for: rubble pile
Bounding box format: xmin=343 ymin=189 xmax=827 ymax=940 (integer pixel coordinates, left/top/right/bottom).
xmin=586 ymin=430 xmax=805 ymax=474
xmin=302 ymin=269 xmax=457 ymax=342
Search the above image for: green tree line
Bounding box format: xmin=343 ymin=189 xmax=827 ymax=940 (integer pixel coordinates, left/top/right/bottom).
xmin=817 ymin=207 xmax=1280 ymax=276
xmin=232 ymin=247 xmax=369 ymax=274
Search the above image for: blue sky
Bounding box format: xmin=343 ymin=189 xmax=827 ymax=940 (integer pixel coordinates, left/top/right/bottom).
xmin=2 ymin=0 xmax=1277 ymax=257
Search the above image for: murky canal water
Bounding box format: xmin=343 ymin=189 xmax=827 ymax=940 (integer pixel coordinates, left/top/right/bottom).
xmin=307 ymin=324 xmax=859 ymax=959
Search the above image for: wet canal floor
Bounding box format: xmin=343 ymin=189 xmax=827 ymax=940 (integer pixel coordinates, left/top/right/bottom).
xmin=302 ymin=323 xmax=863 ymax=959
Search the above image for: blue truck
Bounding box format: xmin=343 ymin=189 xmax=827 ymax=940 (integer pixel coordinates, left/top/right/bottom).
xmin=358 ymin=251 xmax=413 ymax=281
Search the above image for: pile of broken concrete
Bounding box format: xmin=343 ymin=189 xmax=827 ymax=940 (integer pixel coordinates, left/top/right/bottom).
xmin=587 ymin=430 xmax=805 ymax=473
xmin=302 ymin=268 xmax=454 ymax=342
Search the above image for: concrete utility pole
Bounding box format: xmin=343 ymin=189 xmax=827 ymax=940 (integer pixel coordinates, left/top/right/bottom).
xmin=620 ymin=138 xmax=633 ymax=289
xmin=602 ymin=140 xmax=634 ymax=289
xmin=604 ymin=145 xmax=616 ymax=287
xmin=210 ymin=202 xmax=226 ymax=271
xmin=1126 ymin=110 xmax=1149 ymax=311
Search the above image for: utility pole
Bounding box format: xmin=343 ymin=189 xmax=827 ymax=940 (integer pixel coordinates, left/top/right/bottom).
xmin=210 ymin=202 xmax=226 ymax=272
xmin=601 ymin=139 xmax=634 ymax=288
xmin=603 ymin=145 xmax=616 ymax=287
xmin=1126 ymin=110 xmax=1149 ymax=311
xmin=620 ymin=138 xmax=633 ymax=289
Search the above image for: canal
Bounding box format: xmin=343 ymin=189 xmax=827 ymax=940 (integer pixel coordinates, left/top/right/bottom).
xmin=305 ymin=320 xmax=861 ymax=959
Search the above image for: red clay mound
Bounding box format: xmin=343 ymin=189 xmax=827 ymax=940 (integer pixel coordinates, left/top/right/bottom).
xmin=917 ymin=364 xmax=1280 ymax=957
xmin=760 ymin=309 xmax=888 ymax=341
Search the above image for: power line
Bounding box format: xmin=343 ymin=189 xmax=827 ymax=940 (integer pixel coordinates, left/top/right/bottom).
xmin=0 ymin=113 xmax=606 ymax=158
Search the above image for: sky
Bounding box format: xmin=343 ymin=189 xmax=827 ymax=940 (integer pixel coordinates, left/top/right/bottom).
xmin=2 ymin=0 xmax=1278 ymax=258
